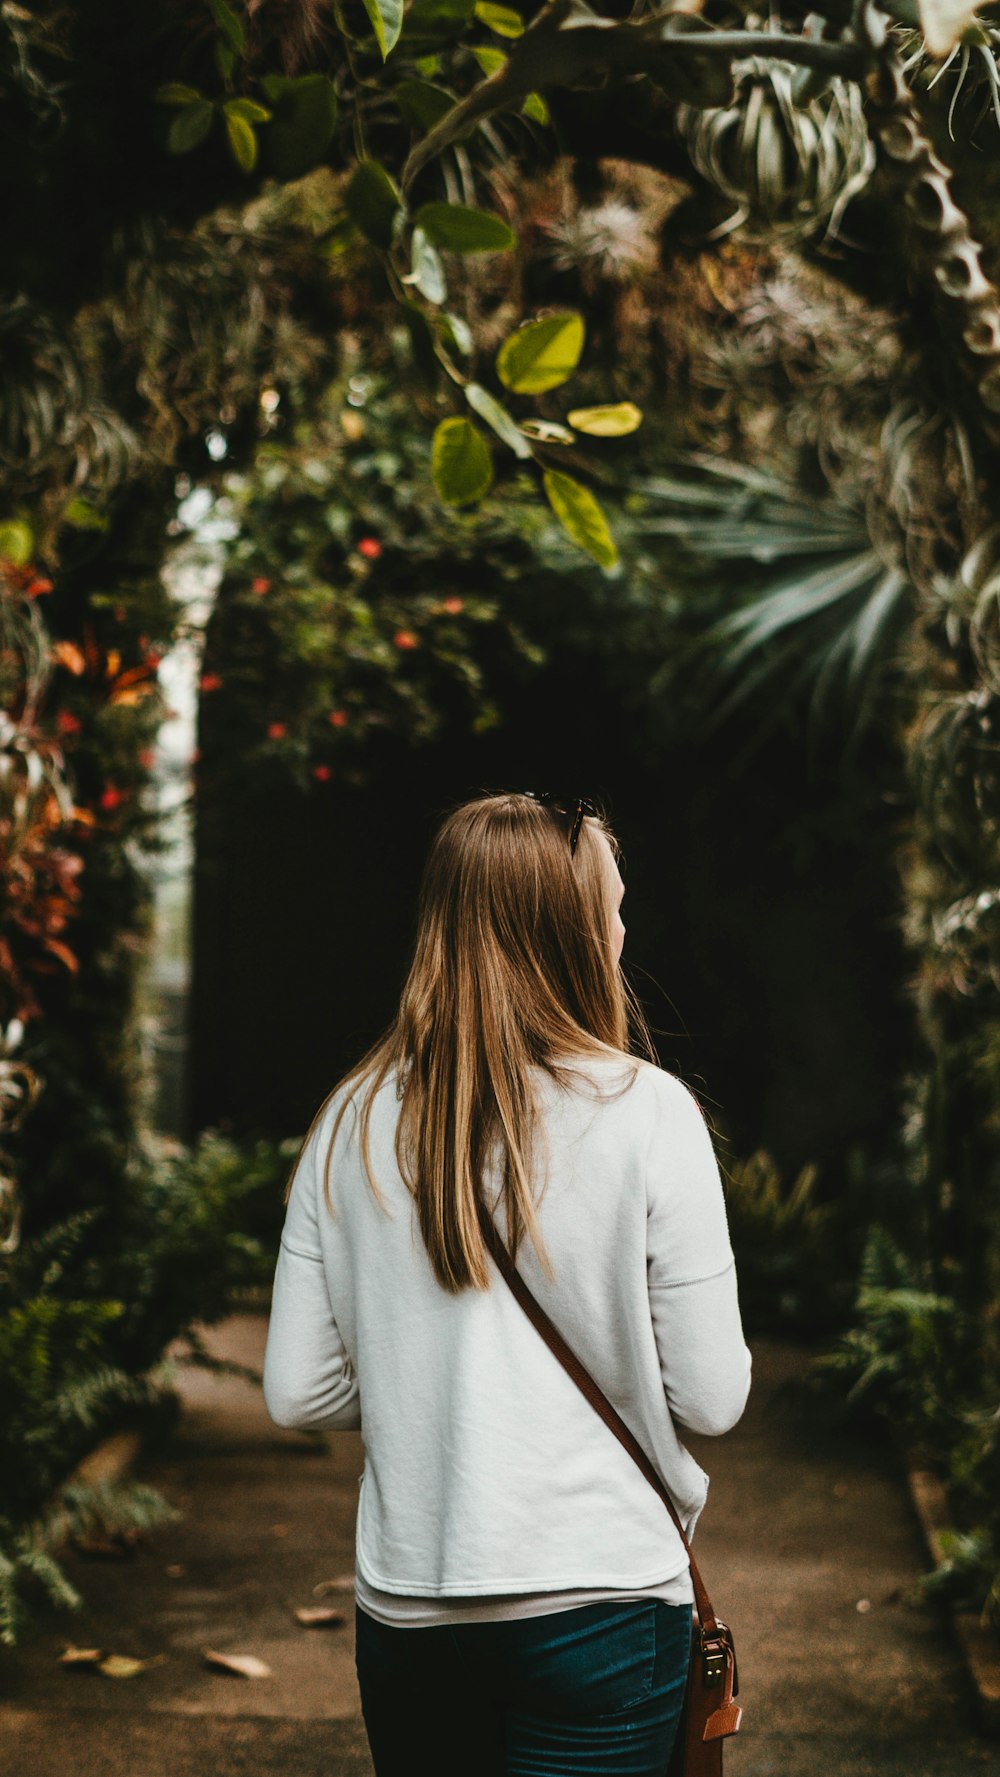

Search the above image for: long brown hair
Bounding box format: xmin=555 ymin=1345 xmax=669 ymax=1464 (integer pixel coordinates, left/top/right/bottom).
xmin=289 ymin=792 xmax=655 ymax=1291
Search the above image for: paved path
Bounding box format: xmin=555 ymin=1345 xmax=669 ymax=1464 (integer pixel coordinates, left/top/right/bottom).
xmin=1 ymin=1320 xmax=996 ymax=1776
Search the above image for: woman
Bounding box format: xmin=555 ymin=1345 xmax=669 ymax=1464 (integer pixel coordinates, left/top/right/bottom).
xmin=263 ymin=791 xmax=751 ymax=1777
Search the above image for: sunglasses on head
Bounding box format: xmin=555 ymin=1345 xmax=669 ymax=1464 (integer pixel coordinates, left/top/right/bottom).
xmin=520 ymin=791 xmax=598 ymax=857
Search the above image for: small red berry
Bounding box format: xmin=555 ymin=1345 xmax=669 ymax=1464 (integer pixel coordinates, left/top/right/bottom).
xmin=200 ymin=672 xmax=223 ymax=693
xmin=26 ymin=577 xmax=54 ymax=597
xmin=267 ymin=721 xmax=287 ymax=740
xmin=328 ymin=709 xmax=349 ymax=728
xmin=252 ymin=577 xmax=272 ymax=595
xmin=99 ymin=784 xmax=124 ymax=812
xmin=312 ymin=763 xmax=333 ymax=782
xmin=56 ymin=710 xmax=82 ymax=735
xmin=357 ymin=537 xmax=382 ymax=560
xmin=393 ymin=630 xmax=419 ymax=651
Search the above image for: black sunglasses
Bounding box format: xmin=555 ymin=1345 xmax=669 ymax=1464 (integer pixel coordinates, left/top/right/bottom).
xmin=521 ymin=791 xmax=598 ymax=857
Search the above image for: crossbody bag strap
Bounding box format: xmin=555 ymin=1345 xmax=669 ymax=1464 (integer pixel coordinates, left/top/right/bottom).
xmin=478 ymin=1207 xmax=720 ymax=1636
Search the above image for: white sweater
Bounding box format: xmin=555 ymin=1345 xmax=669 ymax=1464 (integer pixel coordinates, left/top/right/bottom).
xmin=263 ymin=1055 xmax=752 ymax=1624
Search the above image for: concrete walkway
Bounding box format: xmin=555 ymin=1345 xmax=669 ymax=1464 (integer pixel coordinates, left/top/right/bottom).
xmin=1 ymin=1319 xmax=995 ymax=1776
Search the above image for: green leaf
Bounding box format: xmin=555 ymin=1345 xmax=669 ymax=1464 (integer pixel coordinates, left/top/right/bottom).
xmin=543 ymin=471 xmax=618 ymax=569
xmin=474 ymin=1 xmax=524 ymax=34
xmin=438 ymin=312 xmax=473 ymax=356
xmin=471 ymin=45 xmax=507 ymax=74
xmin=260 ymin=74 xmax=338 ymax=179
xmin=432 ymin=417 xmax=493 ymax=505
xmin=344 ymin=160 xmax=403 ymax=249
xmin=465 ymin=384 xmax=532 ymax=458
xmin=168 ymin=100 xmax=215 ymax=154
xmin=406 ymin=227 xmax=447 ymax=303
xmin=496 ymin=313 xmax=585 ymax=395
xmin=414 ymin=202 xmax=514 ymax=253
xmin=207 ymin=0 xmax=245 ymax=53
xmin=0 ymin=519 xmax=34 ymax=566
xmin=567 ymin=402 xmax=643 ymax=438
xmin=521 ymin=91 xmax=549 ymax=124
xmin=223 ymin=106 xmax=257 ymax=170
xmin=154 ymin=83 xmax=203 ymax=106
xmin=225 ymin=96 xmax=271 ymax=124
xmin=361 ymin=0 xmax=404 ymax=58
xmin=394 ymin=79 xmax=456 ymax=132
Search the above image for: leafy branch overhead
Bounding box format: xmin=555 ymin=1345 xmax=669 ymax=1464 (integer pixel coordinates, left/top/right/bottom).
xmin=133 ymin=0 xmax=1000 ymax=562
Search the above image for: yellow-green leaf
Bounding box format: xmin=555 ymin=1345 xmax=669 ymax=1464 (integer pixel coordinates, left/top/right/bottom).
xmin=543 ymin=471 xmax=618 ymax=569
xmin=567 ymin=402 xmax=643 ymax=438
xmin=362 ymin=0 xmax=404 ymax=58
xmin=432 ymin=417 xmax=493 ymax=505
xmin=224 ymin=97 xmax=271 ymax=124
xmin=224 ymin=107 xmax=257 ymax=170
xmin=521 ymin=91 xmax=549 ymax=124
xmin=471 ymin=45 xmax=507 ymax=74
xmin=0 ymin=519 xmax=35 ymax=566
xmin=519 ymin=417 xmax=574 ymax=444
xmin=474 ymin=1 xmax=523 ymax=34
xmin=496 ymin=313 xmax=585 ymax=395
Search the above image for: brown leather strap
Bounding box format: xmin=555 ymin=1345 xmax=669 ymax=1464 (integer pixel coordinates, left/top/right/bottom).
xmin=479 ymin=1207 xmax=719 ymax=1635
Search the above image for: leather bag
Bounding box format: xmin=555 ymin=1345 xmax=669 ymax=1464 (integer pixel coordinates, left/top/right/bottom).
xmin=479 ymin=1209 xmax=743 ymax=1777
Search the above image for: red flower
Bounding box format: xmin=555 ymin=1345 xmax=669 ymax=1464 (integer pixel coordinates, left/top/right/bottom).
xmin=357 ymin=537 xmax=382 ymax=561
xmin=441 ymin=596 xmax=464 ymax=615
xmin=56 ymin=710 xmax=82 ymax=736
xmin=99 ymin=784 xmax=125 ymax=812
xmin=393 ymin=630 xmax=419 ymax=651
xmin=312 ymin=763 xmax=332 ymax=782
xmin=267 ymin=721 xmax=287 ymax=740
xmin=200 ymin=672 xmax=223 ymax=693
xmin=328 ymin=709 xmax=349 ymax=728
xmin=252 ymin=577 xmax=272 ymax=595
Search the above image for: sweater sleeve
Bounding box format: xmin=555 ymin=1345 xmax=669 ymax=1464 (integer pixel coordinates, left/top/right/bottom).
xmin=645 ymin=1074 xmax=752 ymax=1438
xmin=262 ymin=1117 xmax=362 ymax=1433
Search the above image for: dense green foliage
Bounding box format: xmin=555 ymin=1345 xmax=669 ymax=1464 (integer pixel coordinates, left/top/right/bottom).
xmin=5 ymin=0 xmax=1000 ymax=1648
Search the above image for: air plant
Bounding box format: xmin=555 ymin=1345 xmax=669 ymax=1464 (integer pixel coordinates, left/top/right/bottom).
xmin=675 ymin=29 xmax=875 ymax=241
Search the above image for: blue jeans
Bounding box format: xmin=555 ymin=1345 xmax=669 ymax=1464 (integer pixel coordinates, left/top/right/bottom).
xmin=355 ymin=1597 xmax=693 ymax=1776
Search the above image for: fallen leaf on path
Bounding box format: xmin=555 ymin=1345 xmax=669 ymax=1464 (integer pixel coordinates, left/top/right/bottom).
xmin=203 ymin=1649 xmax=272 ymax=1679
xmin=294 ymin=1605 xmax=347 ymax=1628
xmin=313 ymin=1574 xmax=355 ymax=1595
xmin=98 ymin=1654 xmax=165 ymax=1679
xmin=59 ymin=1646 xmax=103 ymax=1666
